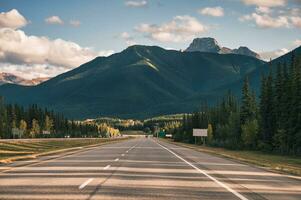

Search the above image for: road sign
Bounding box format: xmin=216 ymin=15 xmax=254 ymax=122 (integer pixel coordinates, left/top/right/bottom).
xmin=193 ymin=129 xmax=207 ymax=137
xmin=158 ymin=130 xmax=166 ymax=138
xmin=42 ymin=130 xmax=51 ymax=135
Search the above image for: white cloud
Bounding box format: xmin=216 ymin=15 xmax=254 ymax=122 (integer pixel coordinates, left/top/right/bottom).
xmin=255 ymin=6 xmax=271 ymax=14
xmin=241 ymin=0 xmax=286 ymax=7
xmin=0 ymin=28 xmax=93 ymax=67
xmin=0 ymin=9 xmax=113 ymax=79
xmin=0 ymin=28 xmax=114 ymax=78
xmin=125 ymin=0 xmax=147 ymax=8
xmin=240 ymin=13 xmax=289 ymax=28
xmin=119 ymin=32 xmax=137 ymax=46
xmin=260 ymin=48 xmax=289 ymax=61
xmin=0 ymin=9 xmax=28 ymax=29
xmin=294 ymin=39 xmax=301 ymax=47
xmin=45 ymin=16 xmax=64 ymax=25
xmin=289 ymin=8 xmax=301 ymax=16
xmin=70 ymin=20 xmax=81 ymax=27
xmin=240 ymin=5 xmax=301 ymax=29
xmin=135 ymin=15 xmax=207 ymax=43
xmin=120 ymin=32 xmax=131 ymax=40
xmin=126 ymin=40 xmax=137 ymax=46
xmin=260 ymin=38 xmax=301 ymax=61
xmin=97 ymin=50 xmax=115 ymax=57
xmin=0 ymin=63 xmax=68 ymax=79
xmin=199 ymin=7 xmax=224 ymax=17
xmin=291 ymin=16 xmax=301 ymax=28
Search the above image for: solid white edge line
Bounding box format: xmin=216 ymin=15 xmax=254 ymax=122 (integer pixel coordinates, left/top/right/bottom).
xmin=103 ymin=165 xmax=111 ymax=170
xmin=155 ymin=141 xmax=249 ymax=200
xmin=79 ymin=178 xmax=94 ymax=190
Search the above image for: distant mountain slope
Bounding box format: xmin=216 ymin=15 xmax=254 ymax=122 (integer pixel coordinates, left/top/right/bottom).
xmin=0 ymin=73 xmax=50 ymax=86
xmin=0 ymin=45 xmax=265 ymax=119
xmin=185 ymin=37 xmax=261 ymax=59
xmin=215 ymin=45 xmax=301 ymax=96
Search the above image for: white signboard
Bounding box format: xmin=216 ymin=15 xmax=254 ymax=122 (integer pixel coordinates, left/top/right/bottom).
xmin=193 ymin=129 xmax=207 ymax=137
xmin=42 ymin=130 xmax=51 ymax=135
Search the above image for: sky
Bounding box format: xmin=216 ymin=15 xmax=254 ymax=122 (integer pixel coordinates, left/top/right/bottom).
xmin=0 ymin=0 xmax=301 ymax=79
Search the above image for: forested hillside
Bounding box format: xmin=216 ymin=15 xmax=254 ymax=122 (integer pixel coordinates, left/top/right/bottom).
xmin=0 ymin=97 xmax=99 ymax=139
xmin=0 ymin=45 xmax=265 ymax=119
xmin=168 ymin=52 xmax=301 ymax=155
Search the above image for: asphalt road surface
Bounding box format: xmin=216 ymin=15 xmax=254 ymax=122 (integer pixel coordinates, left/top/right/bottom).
xmin=0 ymin=137 xmax=300 ymax=200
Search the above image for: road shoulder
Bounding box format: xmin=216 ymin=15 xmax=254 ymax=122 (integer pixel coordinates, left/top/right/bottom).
xmin=0 ymin=137 xmax=132 ymax=173
xmin=159 ymin=138 xmax=301 ymax=179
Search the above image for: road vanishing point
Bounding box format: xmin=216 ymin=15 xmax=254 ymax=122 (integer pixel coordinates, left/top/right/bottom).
xmin=0 ymin=137 xmax=300 ymax=200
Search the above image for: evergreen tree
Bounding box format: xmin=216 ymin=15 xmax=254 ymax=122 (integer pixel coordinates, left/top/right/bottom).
xmin=240 ymin=77 xmax=257 ymax=125
xmin=259 ymin=73 xmax=275 ymax=150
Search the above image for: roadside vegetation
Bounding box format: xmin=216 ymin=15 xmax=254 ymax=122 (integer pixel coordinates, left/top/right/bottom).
xmin=0 ymin=137 xmax=127 ymax=163
xmin=0 ymin=101 xmax=122 ymax=139
xmin=165 ymin=53 xmax=301 ymax=156
xmin=163 ymin=139 xmax=301 ymax=176
xmin=0 ymin=101 xmax=99 ymax=139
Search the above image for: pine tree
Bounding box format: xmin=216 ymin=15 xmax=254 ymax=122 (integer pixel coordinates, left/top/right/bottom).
xmin=240 ymin=76 xmax=257 ymax=149
xmin=272 ymin=63 xmax=288 ymax=153
xmin=0 ymin=97 xmax=5 ymax=138
xmin=259 ymin=74 xmax=274 ymax=150
xmin=289 ymin=54 xmax=301 ymax=153
xmin=240 ymin=77 xmax=257 ymax=125
xmin=265 ymin=73 xmax=275 ymax=148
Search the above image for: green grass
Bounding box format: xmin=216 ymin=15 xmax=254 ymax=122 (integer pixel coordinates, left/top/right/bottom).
xmin=0 ymin=138 xmax=128 ymax=162
xmin=162 ymin=139 xmax=301 ymax=176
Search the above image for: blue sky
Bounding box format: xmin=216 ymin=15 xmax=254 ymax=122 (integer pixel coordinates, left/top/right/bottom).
xmin=0 ymin=0 xmax=300 ymax=78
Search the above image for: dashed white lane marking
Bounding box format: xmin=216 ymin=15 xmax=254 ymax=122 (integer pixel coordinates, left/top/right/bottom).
xmin=79 ymin=178 xmax=94 ymax=190
xmin=121 ymin=154 xmax=125 ymax=156
xmin=114 ymin=158 xmax=119 ymax=161
xmin=103 ymin=165 xmax=111 ymax=170
xmin=155 ymin=141 xmax=249 ymax=200
xmin=126 ymin=143 xmax=138 ymax=153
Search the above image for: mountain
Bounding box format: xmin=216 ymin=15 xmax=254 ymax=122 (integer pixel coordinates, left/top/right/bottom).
xmin=232 ymin=47 xmax=260 ymax=59
xmin=185 ymin=37 xmax=261 ymax=59
xmin=0 ymin=73 xmax=50 ymax=86
xmin=0 ymin=45 xmax=265 ymax=119
xmin=215 ymin=45 xmax=301 ymax=96
xmin=0 ymin=73 xmax=27 ymax=85
xmin=30 ymin=77 xmax=50 ymax=85
xmin=185 ymin=37 xmax=221 ymax=53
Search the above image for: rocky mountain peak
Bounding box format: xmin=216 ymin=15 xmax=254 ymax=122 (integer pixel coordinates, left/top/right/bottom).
xmin=232 ymin=46 xmax=261 ymax=59
xmin=0 ymin=72 xmax=50 ymax=86
xmin=185 ymin=37 xmax=261 ymax=59
xmin=185 ymin=37 xmax=221 ymax=53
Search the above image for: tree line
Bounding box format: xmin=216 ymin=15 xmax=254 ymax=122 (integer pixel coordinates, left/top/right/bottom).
xmin=170 ymin=53 xmax=301 ymax=155
xmin=0 ymin=100 xmax=99 ymax=139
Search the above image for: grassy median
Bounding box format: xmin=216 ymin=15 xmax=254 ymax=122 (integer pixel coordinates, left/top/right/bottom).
xmin=162 ymin=139 xmax=301 ymax=176
xmin=0 ymin=137 xmax=129 ymax=163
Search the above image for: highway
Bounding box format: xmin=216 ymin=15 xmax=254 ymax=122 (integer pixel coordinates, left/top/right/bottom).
xmin=0 ymin=137 xmax=300 ymax=200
